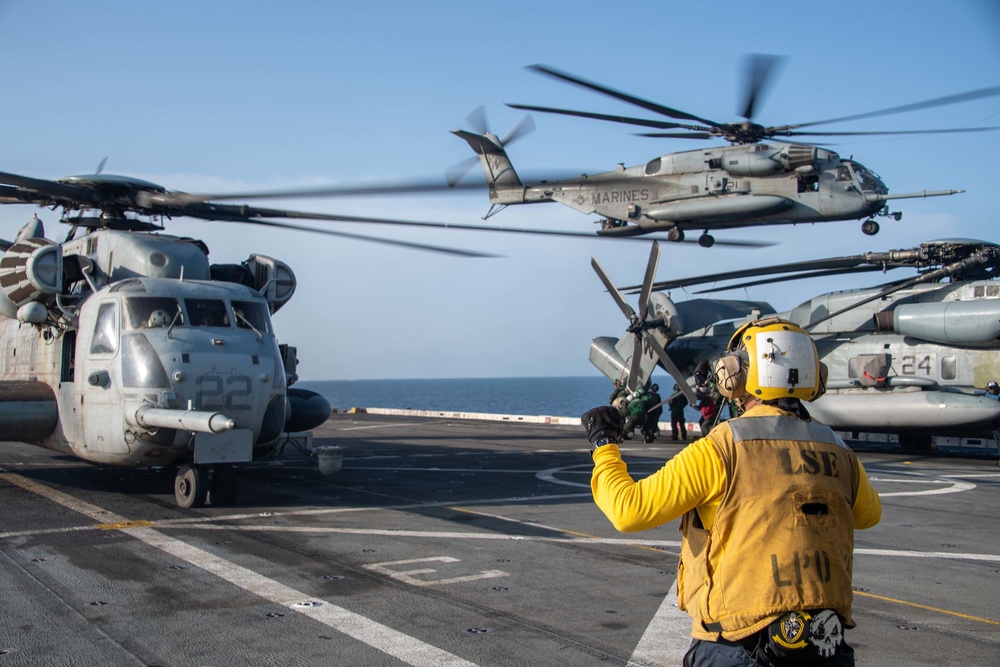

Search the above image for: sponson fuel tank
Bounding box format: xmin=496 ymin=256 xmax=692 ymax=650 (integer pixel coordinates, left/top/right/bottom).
xmin=0 ymin=381 xmax=58 ymax=441
xmin=874 ymin=300 xmax=1000 ymax=347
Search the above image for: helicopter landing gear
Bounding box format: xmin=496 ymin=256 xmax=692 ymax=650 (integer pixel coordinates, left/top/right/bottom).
xmin=207 ymin=464 xmax=239 ymax=507
xmin=667 ymin=228 xmax=685 ymax=242
xmin=175 ymin=464 xmax=208 ymax=508
xmin=861 ymin=220 xmax=880 ymax=236
xmin=698 ymin=233 xmax=715 ymax=248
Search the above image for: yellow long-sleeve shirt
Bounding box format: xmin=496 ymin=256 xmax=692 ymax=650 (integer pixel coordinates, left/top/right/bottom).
xmin=591 ymin=404 xmax=882 ymax=533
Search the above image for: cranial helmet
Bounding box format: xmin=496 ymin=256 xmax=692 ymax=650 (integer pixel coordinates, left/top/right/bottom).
xmin=147 ymin=309 xmax=171 ymax=327
xmin=713 ymin=317 xmax=826 ymax=403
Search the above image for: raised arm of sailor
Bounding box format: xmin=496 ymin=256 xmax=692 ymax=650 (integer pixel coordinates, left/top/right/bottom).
xmin=591 ymin=437 xmax=726 ymax=533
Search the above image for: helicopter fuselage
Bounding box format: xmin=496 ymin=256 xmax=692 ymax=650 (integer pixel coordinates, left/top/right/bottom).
xmin=663 ymin=279 xmax=1000 ymax=437
xmin=454 ymin=133 xmax=962 ymax=242
xmin=0 ymin=277 xmax=288 ymax=467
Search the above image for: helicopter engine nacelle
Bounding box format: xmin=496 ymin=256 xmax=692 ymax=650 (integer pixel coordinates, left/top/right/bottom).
xmin=722 ymin=151 xmax=784 ymax=177
xmin=873 ymin=300 xmax=1000 ymax=347
xmin=245 ymin=255 xmax=296 ymax=313
xmin=0 ymin=238 xmax=62 ymax=320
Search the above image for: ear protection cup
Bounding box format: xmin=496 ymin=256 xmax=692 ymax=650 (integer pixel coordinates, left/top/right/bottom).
xmin=714 ymin=350 xmax=748 ymax=399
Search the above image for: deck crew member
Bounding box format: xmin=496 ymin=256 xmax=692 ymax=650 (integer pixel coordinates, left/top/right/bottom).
xmin=582 ymin=318 xmax=882 ymax=666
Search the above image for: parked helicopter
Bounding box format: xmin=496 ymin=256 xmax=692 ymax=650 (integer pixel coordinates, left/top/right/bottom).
xmin=589 ymin=239 xmax=1000 ymax=448
xmin=446 ymin=56 xmax=998 ymax=247
xmin=0 ymin=165 xmax=530 ymax=508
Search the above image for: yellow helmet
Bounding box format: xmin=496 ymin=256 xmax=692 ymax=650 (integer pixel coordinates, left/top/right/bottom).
xmin=714 ymin=317 xmax=825 ymax=403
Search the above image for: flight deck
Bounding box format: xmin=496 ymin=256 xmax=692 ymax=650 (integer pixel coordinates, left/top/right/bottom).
xmin=1 ymin=412 xmax=998 ymax=666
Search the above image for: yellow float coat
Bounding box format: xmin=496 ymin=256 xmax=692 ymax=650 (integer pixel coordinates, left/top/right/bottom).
xmin=591 ymin=403 xmax=881 ymax=641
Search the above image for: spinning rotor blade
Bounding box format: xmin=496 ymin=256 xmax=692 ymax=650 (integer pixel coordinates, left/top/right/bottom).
xmin=775 ymin=127 xmax=1000 ymax=138
xmin=207 ymin=215 xmax=498 ymax=258
xmin=505 ymin=104 xmax=707 ymax=131
xmin=177 ymin=200 xmax=772 ymax=247
xmin=525 ymin=64 xmax=724 ymax=129
xmin=740 ymin=54 xmax=785 ymax=121
xmin=148 ymin=179 xmax=489 ymax=205
xmin=776 ymin=85 xmax=1000 ymax=133
xmin=466 ymin=106 xmax=489 ymax=135
xmin=635 ymin=132 xmax=716 ymax=140
xmin=501 ymin=114 xmax=536 ymax=146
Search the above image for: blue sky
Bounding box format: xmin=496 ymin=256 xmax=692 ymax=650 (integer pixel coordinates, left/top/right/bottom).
xmin=1 ymin=0 xmax=999 ymax=380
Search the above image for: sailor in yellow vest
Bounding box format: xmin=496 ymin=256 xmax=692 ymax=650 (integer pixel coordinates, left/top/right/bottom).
xmin=582 ymin=318 xmax=881 ymax=666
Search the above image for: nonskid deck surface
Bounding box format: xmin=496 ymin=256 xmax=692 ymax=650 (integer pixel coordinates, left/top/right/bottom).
xmin=1 ymin=413 xmax=998 ymax=666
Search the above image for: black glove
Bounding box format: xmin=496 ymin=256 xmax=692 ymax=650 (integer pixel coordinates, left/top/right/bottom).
xmin=581 ymin=406 xmax=624 ymax=445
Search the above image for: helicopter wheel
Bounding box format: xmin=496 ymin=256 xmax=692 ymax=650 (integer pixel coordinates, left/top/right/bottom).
xmin=175 ymin=464 xmax=208 ymax=508
xmin=698 ymin=234 xmax=715 ymax=248
xmin=667 ymin=228 xmax=685 ymax=243
xmin=207 ymin=464 xmax=239 ymax=507
xmin=861 ymin=220 xmax=880 ymax=236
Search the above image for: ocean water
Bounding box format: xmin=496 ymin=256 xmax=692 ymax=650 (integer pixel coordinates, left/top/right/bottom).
xmin=298 ymin=376 xmax=630 ymax=418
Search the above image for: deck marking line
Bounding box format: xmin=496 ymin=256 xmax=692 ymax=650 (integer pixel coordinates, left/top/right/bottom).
xmin=854 ymin=590 xmax=1000 ymax=626
xmin=0 ymin=472 xmax=478 ymax=667
xmin=628 ymin=578 xmax=688 ymax=667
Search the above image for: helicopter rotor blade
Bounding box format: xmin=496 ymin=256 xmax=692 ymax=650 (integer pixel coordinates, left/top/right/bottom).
xmin=444 ymin=156 xmax=481 ymax=187
xmin=776 ymin=127 xmax=1000 ymax=137
xmin=624 ymin=254 xmax=874 ymax=293
xmin=525 ymin=64 xmax=724 ymax=129
xmin=740 ymin=54 xmax=785 ymax=121
xmin=0 ymin=170 xmax=102 ymax=204
xmin=590 ymin=256 xmax=639 ymax=324
xmin=466 ymin=106 xmax=489 ymax=135
xmin=174 ymin=200 xmax=772 ymax=247
xmin=207 ymin=215 xmax=499 ymax=258
xmin=691 ymin=265 xmax=895 ymax=294
xmin=95 ymin=157 xmax=108 ymax=175
xmin=647 ymin=334 xmax=699 ymax=406
xmin=504 ymin=103 xmax=708 ymax=131
xmin=776 ymin=85 xmax=1000 ymax=133
xmin=627 ymin=336 xmax=644 ymax=392
xmin=806 ymin=251 xmax=995 ymax=329
xmin=635 ymin=132 xmax=717 ymax=140
xmin=635 ymin=241 xmax=661 ymax=321
xmin=500 ymin=114 xmax=536 ymax=146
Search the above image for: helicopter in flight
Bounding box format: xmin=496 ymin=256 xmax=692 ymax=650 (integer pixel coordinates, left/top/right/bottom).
xmin=589 ymin=239 xmax=1000 ymax=449
xmin=0 ymin=165 xmax=519 ymax=508
xmin=448 ymin=56 xmax=998 ymax=247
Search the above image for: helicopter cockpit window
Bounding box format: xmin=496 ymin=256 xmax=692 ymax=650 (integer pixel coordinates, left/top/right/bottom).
xmin=186 ymin=299 xmax=229 ymax=327
xmin=849 ymin=163 xmax=887 ymax=193
xmin=834 ymin=165 xmax=853 ymax=182
xmin=90 ymin=302 xmax=118 ymax=355
xmin=125 ymin=297 xmax=182 ymax=330
xmin=232 ymin=300 xmax=272 ymax=334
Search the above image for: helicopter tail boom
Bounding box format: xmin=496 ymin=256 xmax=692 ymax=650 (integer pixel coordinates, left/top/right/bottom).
xmin=450 ymin=129 xmax=525 ymax=204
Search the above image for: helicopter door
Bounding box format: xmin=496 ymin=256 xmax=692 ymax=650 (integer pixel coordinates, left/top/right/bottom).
xmin=80 ymin=300 xmax=128 ymax=456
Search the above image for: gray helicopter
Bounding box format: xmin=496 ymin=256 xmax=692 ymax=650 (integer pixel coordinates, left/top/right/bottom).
xmin=0 ymin=168 xmax=507 ymax=508
xmin=590 ymin=239 xmax=1000 ymax=448
xmin=449 ymin=56 xmax=997 ymax=247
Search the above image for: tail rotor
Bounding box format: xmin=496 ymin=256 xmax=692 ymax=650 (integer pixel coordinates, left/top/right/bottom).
xmin=446 ymin=107 xmax=534 ymax=186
